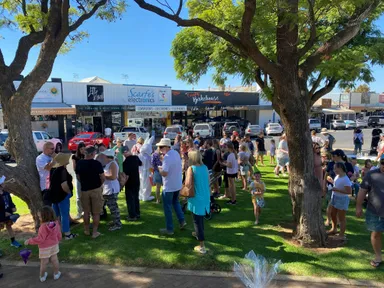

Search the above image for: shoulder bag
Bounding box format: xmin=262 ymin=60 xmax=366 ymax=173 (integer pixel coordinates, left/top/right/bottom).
xmin=180 ymin=167 xmax=195 ymax=197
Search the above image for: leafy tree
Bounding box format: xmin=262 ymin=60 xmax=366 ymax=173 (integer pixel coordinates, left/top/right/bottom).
xmin=354 ymin=84 xmax=371 ymax=93
xmin=0 ymin=0 xmax=126 ymax=228
xmin=134 ymin=0 xmax=384 ymax=246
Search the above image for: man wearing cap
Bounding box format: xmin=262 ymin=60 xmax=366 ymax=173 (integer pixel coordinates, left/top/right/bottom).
xmin=321 ymin=128 xmax=336 ymax=153
xmin=357 ymin=154 xmax=384 ymax=268
xmin=75 ymin=146 xmax=105 ymax=239
xmin=157 ymin=138 xmax=186 ymax=235
xmin=36 ymin=142 xmax=57 ymax=205
xmin=123 ymin=133 xmax=136 ymax=152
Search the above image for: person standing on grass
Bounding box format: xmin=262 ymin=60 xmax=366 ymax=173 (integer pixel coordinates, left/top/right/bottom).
xmin=185 ymin=151 xmax=210 ymax=254
xmin=72 ymin=142 xmax=86 ymax=220
xmin=244 ymin=134 xmax=255 ymax=155
xmin=202 ymin=139 xmax=214 ymax=171
xmin=255 ymin=132 xmax=266 ymax=166
xmin=151 ymin=147 xmax=163 ymax=204
xmin=356 ymin=155 xmax=384 ymax=268
xmin=238 ymin=144 xmax=250 ymax=190
xmin=269 ymin=139 xmax=276 ymax=165
xmin=112 ymin=138 xmax=124 ymax=171
xmin=123 ymin=147 xmax=142 ymax=221
xmin=99 ymin=149 xmax=122 ymax=231
xmin=249 ymin=171 xmax=266 ymax=225
xmin=25 ymin=206 xmax=62 ymax=282
xmin=157 ymin=138 xmax=186 ymax=235
xmin=75 ymin=146 xmax=105 ymax=239
xmin=221 ymin=142 xmax=238 ymax=205
xmin=220 ymin=132 xmax=231 ymax=146
xmin=36 ymin=141 xmax=56 ymax=205
xmin=327 ymin=162 xmax=352 ymax=241
xmin=275 ymin=134 xmax=289 ymax=177
xmin=211 ymin=139 xmax=223 ymax=197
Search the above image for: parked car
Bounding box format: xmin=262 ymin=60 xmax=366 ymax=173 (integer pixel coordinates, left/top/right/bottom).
xmin=331 ymin=120 xmax=346 ymax=130
xmin=356 ymin=118 xmax=368 ymax=128
xmin=223 ymin=121 xmax=241 ymax=135
xmin=33 ymin=131 xmax=63 ymax=153
xmin=368 ymin=116 xmax=384 ymax=127
xmin=193 ymin=123 xmax=214 ymax=138
xmin=163 ymin=125 xmax=187 ymax=141
xmin=245 ymin=124 xmax=262 ymax=137
xmin=308 ymin=118 xmax=321 ymax=132
xmin=265 ymin=123 xmax=283 ymax=136
xmin=68 ymin=132 xmax=111 ymax=152
xmin=0 ymin=132 xmax=11 ymax=161
xmin=344 ymin=120 xmax=357 ymax=129
xmin=113 ymin=127 xmax=150 ymax=143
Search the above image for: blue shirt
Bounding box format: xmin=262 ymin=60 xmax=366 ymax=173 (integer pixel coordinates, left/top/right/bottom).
xmin=162 ymin=149 xmax=182 ymax=192
xmin=187 ymin=165 xmax=210 ymax=216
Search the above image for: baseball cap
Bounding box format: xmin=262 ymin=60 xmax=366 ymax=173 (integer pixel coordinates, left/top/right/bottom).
xmin=331 ymin=149 xmax=345 ymax=158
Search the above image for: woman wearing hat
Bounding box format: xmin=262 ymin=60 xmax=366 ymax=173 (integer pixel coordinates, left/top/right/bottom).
xmin=51 ymin=153 xmax=77 ymax=240
xmin=321 ymin=128 xmax=336 ymax=155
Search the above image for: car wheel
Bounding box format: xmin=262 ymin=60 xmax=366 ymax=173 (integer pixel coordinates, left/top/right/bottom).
xmin=55 ymin=143 xmax=62 ymax=153
xmin=1 ymin=155 xmax=11 ymax=162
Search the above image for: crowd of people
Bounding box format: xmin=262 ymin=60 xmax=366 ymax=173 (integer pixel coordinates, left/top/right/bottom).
xmin=0 ymin=127 xmax=383 ymax=281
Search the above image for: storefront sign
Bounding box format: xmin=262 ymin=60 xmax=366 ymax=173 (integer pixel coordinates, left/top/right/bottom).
xmin=321 ymin=99 xmax=332 ymax=108
xmin=127 ymin=86 xmax=172 ymax=106
xmin=31 ymin=108 xmax=76 ymax=115
xmin=14 ymin=81 xmax=62 ymax=103
xmin=87 ymin=85 xmax=104 ymax=102
xmin=361 ymin=92 xmax=370 ymax=104
xmin=78 ymin=105 xmax=135 ymax=112
xmin=128 ymin=111 xmax=168 ymax=119
xmin=172 ymin=90 xmax=259 ymax=107
xmin=135 ymin=106 xmax=186 ymax=112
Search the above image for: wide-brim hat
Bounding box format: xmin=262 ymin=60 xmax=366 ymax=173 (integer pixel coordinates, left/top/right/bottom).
xmin=321 ymin=128 xmax=329 ymax=134
xmin=156 ymin=138 xmax=172 ymax=147
xmin=53 ymin=153 xmax=72 ymax=168
xmin=101 ymin=149 xmax=115 ymax=157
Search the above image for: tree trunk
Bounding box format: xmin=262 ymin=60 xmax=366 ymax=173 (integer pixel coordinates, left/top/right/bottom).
xmin=274 ymin=76 xmax=327 ymax=247
xmin=0 ymin=84 xmax=42 ymax=231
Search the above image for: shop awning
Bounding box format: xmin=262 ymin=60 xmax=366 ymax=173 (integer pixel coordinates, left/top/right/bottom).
xmin=31 ymin=103 xmax=76 ymax=115
xmin=322 ymin=108 xmax=356 ymax=115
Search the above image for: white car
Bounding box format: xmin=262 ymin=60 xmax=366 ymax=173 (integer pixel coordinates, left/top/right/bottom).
xmin=0 ymin=132 xmax=11 ymax=161
xmin=113 ymin=127 xmax=150 ymax=142
xmin=309 ymin=119 xmax=321 ymax=132
xmin=265 ymin=123 xmax=283 ymax=136
xmin=193 ymin=123 xmax=214 ymax=138
xmin=245 ymin=124 xmax=262 ymax=137
xmin=356 ymin=118 xmax=368 ymax=128
xmin=33 ymin=131 xmax=63 ymax=153
xmin=163 ymin=125 xmax=186 ymax=141
xmin=344 ymin=120 xmax=357 ymax=129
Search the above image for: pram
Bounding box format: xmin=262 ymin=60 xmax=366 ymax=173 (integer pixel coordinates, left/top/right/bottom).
xmin=369 ymin=128 xmax=382 ymax=156
xmin=181 ymin=170 xmax=222 ymax=220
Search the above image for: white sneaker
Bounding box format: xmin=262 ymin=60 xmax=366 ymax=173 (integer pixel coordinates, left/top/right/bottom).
xmin=194 ymin=245 xmax=207 ymax=254
xmin=40 ymin=272 xmax=48 ymax=282
xmin=54 ymin=271 xmax=61 ymax=280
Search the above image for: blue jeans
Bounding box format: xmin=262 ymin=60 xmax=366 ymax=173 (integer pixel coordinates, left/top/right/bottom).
xmin=52 ymin=193 xmax=71 ymax=233
xmin=162 ymin=191 xmax=185 ymax=232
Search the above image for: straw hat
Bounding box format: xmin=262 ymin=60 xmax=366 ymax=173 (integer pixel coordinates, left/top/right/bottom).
xmin=156 ymin=138 xmax=172 ymax=147
xmin=321 ymin=128 xmax=329 ymax=134
xmin=53 ymin=153 xmax=72 ymax=168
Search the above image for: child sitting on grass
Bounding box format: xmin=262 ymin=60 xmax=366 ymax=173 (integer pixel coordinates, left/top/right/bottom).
xmin=248 ymin=171 xmax=266 ymax=225
xmin=0 ymin=175 xmax=22 ymax=248
xmin=25 ymin=206 xmax=62 ymax=283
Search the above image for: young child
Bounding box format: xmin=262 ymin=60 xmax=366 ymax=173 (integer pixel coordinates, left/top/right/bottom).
xmin=25 ymin=206 xmax=62 ymax=282
xmin=0 ymin=176 xmax=22 ymax=248
xmin=361 ymin=159 xmax=373 ymax=178
xmin=350 ymin=156 xmax=360 ymax=197
xmin=248 ymin=171 xmax=266 ymax=225
xmin=269 ymin=139 xmax=276 ymax=165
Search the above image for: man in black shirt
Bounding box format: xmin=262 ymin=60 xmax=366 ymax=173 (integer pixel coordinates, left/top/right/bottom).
xmin=202 ymin=139 xmax=214 ymax=170
xmin=123 ymin=147 xmax=142 ymax=221
xmin=76 ymin=146 xmax=105 ymax=238
xmin=255 ymin=132 xmax=266 ymax=166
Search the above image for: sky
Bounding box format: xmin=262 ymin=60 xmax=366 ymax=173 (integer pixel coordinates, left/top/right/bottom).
xmin=0 ymin=4 xmax=384 ymax=92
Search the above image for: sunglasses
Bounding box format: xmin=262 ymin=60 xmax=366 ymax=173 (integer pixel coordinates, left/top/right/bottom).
xmin=159 ymin=146 xmax=166 ymax=149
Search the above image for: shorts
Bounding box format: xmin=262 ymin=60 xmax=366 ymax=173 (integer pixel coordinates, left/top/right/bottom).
xmin=81 ymin=187 xmax=104 ymax=214
xmin=325 ymin=189 xmax=332 ymax=206
xmin=252 ymin=195 xmax=265 ymax=208
xmin=227 ymin=173 xmax=238 ymax=178
xmin=240 ymin=165 xmax=249 ymax=176
xmin=39 ymin=244 xmax=59 ymax=259
xmin=270 ymin=152 xmax=275 ymax=157
xmin=330 ymin=193 xmax=350 ymax=211
xmin=277 ymin=157 xmax=289 ymax=168
xmin=256 ymin=151 xmax=266 ymax=156
xmin=153 ymin=170 xmax=163 ymax=185
xmin=366 ymin=209 xmax=384 ymax=232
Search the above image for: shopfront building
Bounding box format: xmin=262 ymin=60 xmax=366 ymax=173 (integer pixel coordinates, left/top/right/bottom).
xmin=63 ymin=82 xmax=172 ymax=135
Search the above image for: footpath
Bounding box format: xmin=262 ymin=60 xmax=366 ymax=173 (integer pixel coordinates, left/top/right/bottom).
xmin=1 ymin=261 xmax=383 ymax=288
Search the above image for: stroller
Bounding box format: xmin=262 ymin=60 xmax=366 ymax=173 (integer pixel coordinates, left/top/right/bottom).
xmin=370 ymin=128 xmax=382 ymax=156
xmin=181 ymin=170 xmax=222 ymax=220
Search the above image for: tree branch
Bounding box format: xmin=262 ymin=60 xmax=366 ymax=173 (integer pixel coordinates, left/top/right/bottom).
xmin=301 ymin=0 xmax=381 ymax=75
xmin=61 ymin=0 xmax=70 ymax=32
xmin=69 ymin=0 xmax=107 ymax=32
xmin=134 ymin=0 xmax=279 ymax=78
xmin=21 ymin=0 xmax=36 ymax=33
xmin=310 ymin=77 xmax=339 ymax=106
xmin=41 ymin=0 xmax=48 ymax=13
xmin=255 ymin=68 xmax=265 ymax=89
xmin=308 ymin=72 xmax=323 ymax=97
xmin=155 ymin=0 xmax=175 ymax=15
xmin=75 ymin=0 xmax=87 ymax=14
xmin=298 ymin=0 xmax=316 ymax=59
xmin=175 ymin=0 xmax=183 ymax=16
xmin=0 ymin=48 xmax=6 ymax=68
xmin=239 ymin=0 xmax=256 ymax=42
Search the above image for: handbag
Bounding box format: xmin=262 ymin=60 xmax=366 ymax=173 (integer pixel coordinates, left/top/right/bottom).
xmin=180 ymin=168 xmax=195 ymax=197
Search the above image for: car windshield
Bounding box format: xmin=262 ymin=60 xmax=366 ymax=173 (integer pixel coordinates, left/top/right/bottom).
xmin=269 ymin=124 xmax=280 ymax=127
xmin=121 ymin=127 xmax=136 ymax=132
xmin=74 ymin=134 xmax=91 ymax=139
xmin=249 ymin=125 xmax=260 ymax=129
xmin=335 ymin=120 xmax=344 ymax=123
xmin=0 ymin=133 xmax=8 ymax=143
xmin=165 ymin=127 xmax=180 ymax=133
xmin=195 ymin=125 xmax=209 ymax=130
xmin=310 ymin=119 xmax=320 ymax=124
xmin=226 ymin=122 xmax=238 ymax=126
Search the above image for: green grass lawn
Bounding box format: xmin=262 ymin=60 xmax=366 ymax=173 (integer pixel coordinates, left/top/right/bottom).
xmin=1 ymin=159 xmax=383 ymax=282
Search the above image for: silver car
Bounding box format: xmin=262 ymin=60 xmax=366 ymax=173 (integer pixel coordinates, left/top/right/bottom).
xmin=356 ymin=119 xmax=368 ymax=128
xmin=331 ymin=120 xmax=346 ymax=130
xmin=245 ymin=124 xmax=262 ymax=137
xmin=344 ymin=120 xmax=357 ymax=129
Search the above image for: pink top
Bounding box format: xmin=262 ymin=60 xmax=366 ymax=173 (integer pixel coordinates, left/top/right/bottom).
xmin=27 ymin=221 xmax=62 ymax=249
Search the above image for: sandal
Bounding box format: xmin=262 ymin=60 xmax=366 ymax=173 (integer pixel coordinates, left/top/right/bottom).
xmin=370 ymin=260 xmax=382 ymax=268
xmin=92 ymin=232 xmax=102 ymax=239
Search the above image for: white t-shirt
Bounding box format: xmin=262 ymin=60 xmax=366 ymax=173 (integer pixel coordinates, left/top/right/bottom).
xmin=311 ymin=136 xmax=324 ymax=146
xmin=226 ymin=153 xmax=238 ymax=175
xmin=249 ymin=181 xmax=266 ymax=193
xmin=277 ymin=140 xmax=289 ymax=158
xmin=36 ymin=153 xmax=52 ymax=190
xmin=238 ymin=151 xmax=250 ymax=164
xmin=333 ymin=175 xmax=351 ymax=196
xmin=105 ymin=127 xmax=112 ymax=136
xmin=162 ymin=149 xmax=183 ymax=193
xmin=220 ymin=137 xmax=231 ymax=145
xmin=103 ymin=161 xmax=120 ymax=195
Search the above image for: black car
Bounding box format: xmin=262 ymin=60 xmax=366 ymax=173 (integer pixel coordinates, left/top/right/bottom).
xmin=368 ymin=116 xmax=384 ymax=127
